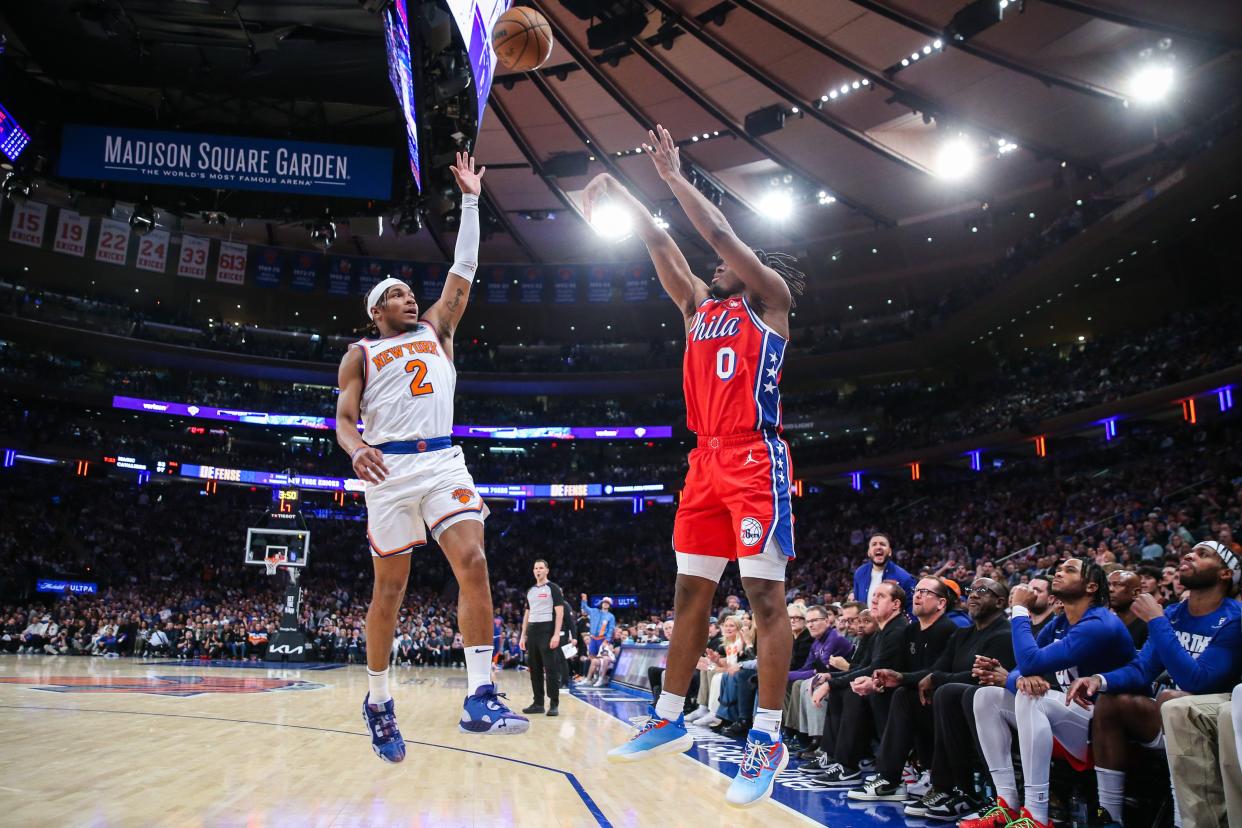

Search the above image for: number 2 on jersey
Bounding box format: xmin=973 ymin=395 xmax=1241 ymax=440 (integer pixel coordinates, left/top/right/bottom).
xmin=715 ymin=346 xmax=736 ymax=380
xmin=405 ymin=359 xmax=435 ymax=396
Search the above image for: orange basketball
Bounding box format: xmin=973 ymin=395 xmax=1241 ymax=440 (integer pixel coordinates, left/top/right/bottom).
xmin=492 ymin=6 xmax=554 ymax=72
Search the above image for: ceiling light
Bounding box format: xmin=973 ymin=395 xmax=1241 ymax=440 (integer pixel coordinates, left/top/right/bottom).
xmin=758 ymin=190 xmax=794 ymax=221
xmin=933 ymin=39 xmax=943 ymax=49
xmin=790 ymin=106 xmax=799 ymax=114
xmin=590 ymin=202 xmax=633 ymax=240
xmin=829 ymin=90 xmax=839 ymax=99
xmin=861 ymin=78 xmax=869 ymax=86
xmin=935 ymin=136 xmax=979 ymax=181
xmin=923 ymin=46 xmax=932 ymax=55
xmin=852 ymin=80 xmax=861 ymax=89
xmin=821 ymin=95 xmax=830 ymax=102
xmin=901 ymin=59 xmax=909 ymax=67
xmin=1127 ymin=64 xmax=1174 ymax=104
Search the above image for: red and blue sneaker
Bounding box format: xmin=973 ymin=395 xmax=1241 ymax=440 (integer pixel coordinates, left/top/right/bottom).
xmin=459 ymin=683 xmax=530 ymax=735
xmin=607 ymin=705 xmax=694 ymax=763
xmin=362 ymin=693 xmax=406 ymax=763
xmin=725 ymin=729 xmax=789 ymax=808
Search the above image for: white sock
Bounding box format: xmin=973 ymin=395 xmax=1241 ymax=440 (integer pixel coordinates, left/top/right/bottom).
xmin=465 ymin=646 xmax=493 ymax=695
xmin=991 ymin=768 xmax=1019 ymax=811
xmin=754 ymin=707 xmax=782 ymax=739
xmin=1096 ymin=768 xmax=1125 ymax=826
xmin=1024 ymin=781 xmax=1050 ymax=825
xmin=655 ymin=691 xmax=685 ymax=722
xmin=367 ymin=668 xmax=391 ymax=705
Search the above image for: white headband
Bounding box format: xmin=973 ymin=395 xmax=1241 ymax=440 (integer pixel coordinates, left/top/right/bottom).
xmin=364 ymin=277 xmax=410 ymax=320
xmin=1195 ymin=540 xmax=1242 ymax=585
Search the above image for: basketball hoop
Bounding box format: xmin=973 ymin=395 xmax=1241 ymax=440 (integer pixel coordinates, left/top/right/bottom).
xmin=264 ymin=552 xmax=287 ymax=576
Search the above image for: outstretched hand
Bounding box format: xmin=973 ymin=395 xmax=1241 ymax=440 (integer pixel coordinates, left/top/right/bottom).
xmin=642 ymin=125 xmax=682 ymax=181
xmin=582 ymin=173 xmax=620 ymax=222
xmin=448 ymin=150 xmax=485 ymax=196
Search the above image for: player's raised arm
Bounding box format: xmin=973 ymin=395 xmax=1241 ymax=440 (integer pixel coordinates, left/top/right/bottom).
xmin=582 ymin=172 xmax=707 ymax=319
xmin=643 ymin=125 xmax=791 ymax=312
xmin=335 ymin=346 xmax=387 ymax=484
xmin=423 ymin=151 xmax=485 ymax=350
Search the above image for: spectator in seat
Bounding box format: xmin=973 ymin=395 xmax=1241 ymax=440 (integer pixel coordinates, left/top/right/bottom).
xmin=1107 ymin=569 xmax=1150 ymax=649
xmin=785 ymin=604 xmax=853 ymax=757
xmin=851 ymin=533 xmax=917 ymax=613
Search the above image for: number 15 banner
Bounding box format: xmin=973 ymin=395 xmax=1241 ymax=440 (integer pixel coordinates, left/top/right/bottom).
xmin=216 ymin=240 xmax=247 ymax=285
xmin=8 ymin=201 xmax=48 ymax=248
xmin=177 ymin=235 xmax=210 ymax=279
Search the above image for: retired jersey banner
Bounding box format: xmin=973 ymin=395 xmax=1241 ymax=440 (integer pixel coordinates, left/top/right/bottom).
xmin=57 ymin=124 xmax=393 ymax=199
xmin=8 ymin=201 xmax=48 ymax=248
xmin=289 ymin=250 xmax=321 ymax=292
xmin=483 ymin=265 xmax=510 ymax=304
xmin=422 ymin=264 xmax=446 ymax=301
xmin=94 ymin=218 xmax=131 ymax=265
xmin=327 ymin=255 xmax=355 ymax=296
xmin=358 ymin=259 xmax=389 ymax=296
xmin=216 ymin=241 xmax=248 ymax=285
xmin=588 ymin=265 xmax=613 ymax=303
xmin=624 ymin=263 xmax=652 ymax=302
xmin=177 ymin=235 xmax=210 ymax=279
xmin=135 ymin=229 xmax=170 ymax=273
xmin=553 ymin=266 xmax=578 ymax=304
xmin=53 ymin=209 xmax=90 ymax=257
xmin=251 ymin=246 xmax=285 ymax=288
xmin=519 ymin=266 xmax=544 ymax=304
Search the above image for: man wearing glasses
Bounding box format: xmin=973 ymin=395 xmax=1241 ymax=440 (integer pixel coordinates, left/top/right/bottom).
xmin=786 ymin=604 xmax=854 ymax=756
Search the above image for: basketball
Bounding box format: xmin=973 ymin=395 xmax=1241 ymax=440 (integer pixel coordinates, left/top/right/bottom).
xmin=492 ymin=6 xmax=553 ymax=72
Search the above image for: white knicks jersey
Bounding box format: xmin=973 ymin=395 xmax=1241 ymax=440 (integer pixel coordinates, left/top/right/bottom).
xmin=352 ymin=323 xmax=456 ymax=444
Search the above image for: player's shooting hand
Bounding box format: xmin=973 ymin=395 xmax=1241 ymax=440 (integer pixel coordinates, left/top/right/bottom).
xmin=642 ymin=125 xmax=682 ymax=181
xmin=1064 ymin=675 xmax=1100 ymax=709
xmin=351 ymin=445 xmax=389 ymax=484
xmin=581 ymin=174 xmax=619 ymax=222
xmin=1017 ymin=675 xmax=1050 ymax=698
xmin=448 ymin=151 xmax=485 ymax=196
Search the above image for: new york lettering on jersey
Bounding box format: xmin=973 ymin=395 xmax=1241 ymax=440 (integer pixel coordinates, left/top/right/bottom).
xmin=353 ymin=324 xmax=457 ymax=444
xmin=683 ymin=296 xmax=787 ymax=436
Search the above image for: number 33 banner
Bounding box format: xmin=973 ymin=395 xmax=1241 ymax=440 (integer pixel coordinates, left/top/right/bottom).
xmin=216 ymin=240 xmax=247 ymax=285
xmin=95 ymin=217 xmax=131 ymax=266
xmin=177 ymin=235 xmax=210 ymax=279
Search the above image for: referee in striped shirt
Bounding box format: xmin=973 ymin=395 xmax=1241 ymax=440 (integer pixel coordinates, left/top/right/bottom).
xmin=520 ymin=559 xmax=567 ymax=717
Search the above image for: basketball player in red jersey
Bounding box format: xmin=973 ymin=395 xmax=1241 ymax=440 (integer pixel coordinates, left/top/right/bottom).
xmin=584 ymin=125 xmax=805 ymax=808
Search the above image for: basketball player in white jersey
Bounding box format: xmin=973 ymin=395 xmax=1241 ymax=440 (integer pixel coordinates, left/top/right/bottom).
xmin=335 ymin=152 xmax=528 ymax=763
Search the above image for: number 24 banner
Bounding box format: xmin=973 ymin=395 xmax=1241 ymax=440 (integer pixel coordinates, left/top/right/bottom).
xmin=135 ymin=229 xmax=170 ymax=274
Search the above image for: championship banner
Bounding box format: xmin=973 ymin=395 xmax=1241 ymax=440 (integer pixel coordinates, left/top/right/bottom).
xmin=483 ymin=265 xmax=510 ymax=304
xmin=252 ymin=246 xmax=285 ymax=288
xmin=7 ymin=200 xmax=48 ymax=248
xmin=624 ymin=263 xmax=652 ymax=302
xmin=553 ymin=265 xmax=578 ymax=304
xmin=58 ymin=124 xmax=394 ymax=199
xmin=289 ymin=250 xmax=321 ymax=292
xmin=422 ymin=263 xmax=445 ymax=301
xmin=587 ymin=265 xmax=613 ymax=303
xmin=394 ymin=262 xmax=419 ymax=297
xmin=358 ymin=258 xmax=389 ymax=296
xmin=327 ymin=255 xmax=355 ymax=296
xmin=216 ymin=240 xmax=248 ymax=285
xmin=519 ymin=266 xmax=544 ymax=304
xmin=52 ymin=209 xmax=89 ymax=257
xmin=177 ymin=235 xmax=210 ymax=279
xmin=94 ymin=217 xmax=131 ymax=266
xmin=135 ymin=229 xmax=170 ymax=273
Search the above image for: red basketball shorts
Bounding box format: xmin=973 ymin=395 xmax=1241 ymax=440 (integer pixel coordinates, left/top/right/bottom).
xmin=673 ymin=431 xmax=796 ymax=561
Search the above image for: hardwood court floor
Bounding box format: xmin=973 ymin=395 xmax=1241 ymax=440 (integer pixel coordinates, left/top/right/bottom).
xmin=0 ymin=656 xmax=815 ymax=827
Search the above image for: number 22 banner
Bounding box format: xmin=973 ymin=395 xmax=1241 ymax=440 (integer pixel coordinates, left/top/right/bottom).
xmin=94 ymin=218 xmax=131 ymax=266
xmin=177 ymin=235 xmax=210 ymax=279
xmin=53 ymin=209 xmax=90 ymax=257
xmin=216 ymin=240 xmax=248 ymax=285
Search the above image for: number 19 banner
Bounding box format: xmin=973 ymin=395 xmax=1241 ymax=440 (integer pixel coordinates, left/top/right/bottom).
xmin=53 ymin=209 xmax=90 ymax=257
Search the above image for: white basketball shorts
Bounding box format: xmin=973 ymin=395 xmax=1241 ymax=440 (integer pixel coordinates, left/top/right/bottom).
xmin=364 ymin=446 xmax=489 ymax=557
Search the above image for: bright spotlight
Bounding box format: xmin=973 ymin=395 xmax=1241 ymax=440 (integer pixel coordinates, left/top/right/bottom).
xmin=1127 ymin=64 xmax=1174 ymax=105
xmin=758 ymin=190 xmax=794 ymax=221
xmin=590 ymin=202 xmax=633 ymax=240
xmin=935 ymin=137 xmax=978 ymax=181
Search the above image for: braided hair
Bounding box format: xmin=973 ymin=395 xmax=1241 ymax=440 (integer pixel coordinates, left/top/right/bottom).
xmin=1072 ymin=556 xmax=1111 ymax=608
xmin=753 ymin=249 xmax=807 ymax=306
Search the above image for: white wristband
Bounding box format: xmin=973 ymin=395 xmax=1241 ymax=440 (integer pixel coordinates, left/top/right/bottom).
xmin=1011 ymin=605 xmax=1031 ymax=619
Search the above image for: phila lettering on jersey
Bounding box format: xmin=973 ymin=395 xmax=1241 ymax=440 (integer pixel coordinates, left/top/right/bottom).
xmin=352 ymin=324 xmax=456 ymax=443
xmin=683 ymin=295 xmax=787 ymax=436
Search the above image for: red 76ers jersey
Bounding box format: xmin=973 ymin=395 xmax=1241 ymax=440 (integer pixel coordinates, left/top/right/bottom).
xmin=683 ymin=296 xmax=786 ymax=436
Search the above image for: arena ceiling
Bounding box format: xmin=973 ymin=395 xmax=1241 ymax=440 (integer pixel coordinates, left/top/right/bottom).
xmin=1 ymin=0 xmax=1239 ymax=267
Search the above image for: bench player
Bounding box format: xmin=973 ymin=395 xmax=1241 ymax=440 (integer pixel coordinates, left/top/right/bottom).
xmin=584 ymin=125 xmax=805 ymax=808
xmin=335 ymin=152 xmax=528 ymax=763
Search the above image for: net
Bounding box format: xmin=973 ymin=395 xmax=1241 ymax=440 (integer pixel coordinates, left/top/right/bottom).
xmin=264 ymin=551 xmax=288 ymax=576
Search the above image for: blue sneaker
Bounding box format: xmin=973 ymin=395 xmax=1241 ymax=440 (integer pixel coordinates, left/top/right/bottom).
xmin=725 ymin=729 xmax=788 ymax=808
xmin=459 ymin=683 xmax=530 ymax=735
xmin=361 ymin=693 xmax=406 ymax=763
xmin=606 ymin=705 xmax=694 ymax=763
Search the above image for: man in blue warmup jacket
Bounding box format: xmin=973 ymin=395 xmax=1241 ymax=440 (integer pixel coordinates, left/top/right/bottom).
xmin=965 ymin=557 xmax=1136 ymax=828
xmin=1065 ymin=540 xmax=1242 ymax=827
xmin=851 ymin=532 xmax=917 ymax=613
